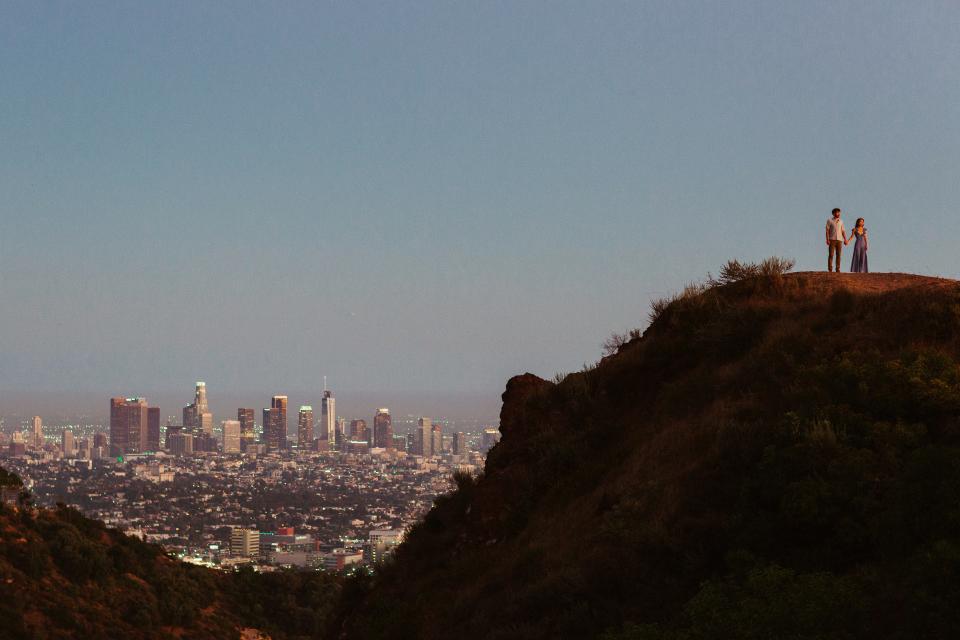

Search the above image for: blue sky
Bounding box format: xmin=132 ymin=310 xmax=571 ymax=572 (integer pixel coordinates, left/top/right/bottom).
xmin=2 ymin=1 xmax=959 ymax=409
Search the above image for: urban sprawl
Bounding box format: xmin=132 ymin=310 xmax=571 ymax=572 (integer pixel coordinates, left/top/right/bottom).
xmin=0 ymin=382 xmax=500 ymax=573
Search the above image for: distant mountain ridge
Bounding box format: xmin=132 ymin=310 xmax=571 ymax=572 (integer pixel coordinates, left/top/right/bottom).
xmin=342 ymin=271 xmax=960 ymax=639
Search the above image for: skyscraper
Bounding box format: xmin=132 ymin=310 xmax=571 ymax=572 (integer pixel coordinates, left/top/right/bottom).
xmin=168 ymin=432 xmax=194 ymax=456
xmin=222 ymin=420 xmax=241 ymax=454
xmin=110 ymin=397 xmax=149 ymax=456
xmin=373 ymin=408 xmax=393 ymax=450
xmin=31 ymin=416 xmax=43 ymax=449
xmin=262 ymin=408 xmax=275 ymax=450
xmin=482 ymin=427 xmax=501 ymax=452
xmin=182 ymin=404 xmax=197 ymax=431
xmin=199 ymin=411 xmax=213 ymax=436
xmin=350 ymin=419 xmax=368 ymax=443
xmin=263 ymin=395 xmax=288 ymax=451
xmin=194 ymin=381 xmax=209 ymax=414
xmin=183 ymin=381 xmax=210 ymax=433
xmin=297 ymin=406 xmax=314 ymax=451
xmin=147 ymin=407 xmax=161 ymax=451
xmin=61 ymin=429 xmax=75 ymax=457
xmin=417 ymin=417 xmax=432 ymax=456
xmin=432 ymin=422 xmax=443 ymax=457
xmin=238 ymin=408 xmax=256 ymax=449
xmin=453 ymin=431 xmax=467 ymax=456
xmin=321 ymin=390 xmax=336 ymax=447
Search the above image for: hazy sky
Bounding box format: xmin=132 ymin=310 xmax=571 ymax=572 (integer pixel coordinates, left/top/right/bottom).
xmin=2 ymin=2 xmax=959 ymax=413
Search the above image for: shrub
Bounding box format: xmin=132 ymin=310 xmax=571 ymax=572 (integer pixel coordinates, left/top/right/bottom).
xmin=712 ymin=256 xmax=796 ymax=286
xmin=649 ymin=282 xmax=711 ymax=324
xmin=602 ymin=329 xmax=642 ymax=356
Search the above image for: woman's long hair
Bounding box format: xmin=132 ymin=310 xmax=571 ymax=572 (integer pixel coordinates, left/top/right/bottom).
xmin=855 ymin=217 xmax=865 ymax=234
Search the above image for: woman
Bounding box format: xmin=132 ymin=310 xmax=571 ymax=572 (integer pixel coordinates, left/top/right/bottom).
xmin=846 ymin=217 xmax=868 ymax=273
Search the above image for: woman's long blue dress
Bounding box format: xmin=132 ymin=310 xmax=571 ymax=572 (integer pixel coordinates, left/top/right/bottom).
xmin=850 ymin=231 xmax=868 ymax=273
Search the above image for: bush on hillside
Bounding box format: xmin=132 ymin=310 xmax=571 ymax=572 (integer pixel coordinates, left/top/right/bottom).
xmin=647 ymin=257 xmax=794 ymax=326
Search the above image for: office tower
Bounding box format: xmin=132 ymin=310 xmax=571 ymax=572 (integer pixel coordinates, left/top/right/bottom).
xmin=79 ymin=437 xmax=92 ymax=460
xmin=31 ymin=416 xmax=43 ymax=449
xmin=432 ymin=423 xmax=443 ymax=456
xmin=273 ymin=396 xmax=288 ymax=448
xmin=262 ymin=409 xmax=274 ymax=448
xmin=147 ymin=407 xmax=161 ymax=451
xmin=168 ymin=432 xmax=194 ymax=456
xmin=231 ymin=527 xmax=260 ymax=558
xmin=453 ymin=432 xmax=467 ymax=456
xmin=182 ymin=381 xmax=209 ymax=432
xmin=199 ymin=411 xmax=213 ymax=436
xmin=61 ymin=429 xmax=75 ymax=457
xmin=349 ymin=419 xmax=368 ymax=442
xmin=93 ymin=432 xmax=108 ymax=449
xmin=110 ymin=397 xmax=149 ymax=456
xmin=321 ymin=390 xmax=336 ymax=446
xmin=195 ymin=381 xmax=209 ymax=414
xmin=222 ymin=420 xmax=241 ymax=454
xmin=297 ymin=406 xmax=314 ymax=451
xmin=238 ymin=408 xmax=256 ymax=449
xmin=263 ymin=395 xmax=288 ymax=452
xmin=194 ymin=432 xmax=217 ymax=453
xmin=182 ymin=404 xmax=197 ymax=431
xmin=369 ymin=529 xmax=404 ymax=564
xmin=482 ymin=427 xmax=501 ymax=452
xmin=164 ymin=425 xmax=183 ymax=449
xmin=373 ymin=408 xmax=393 ymax=449
xmin=8 ymin=437 xmax=26 ymax=457
xmin=335 ymin=417 xmax=346 ymax=448
xmin=417 ymin=417 xmax=432 ymax=456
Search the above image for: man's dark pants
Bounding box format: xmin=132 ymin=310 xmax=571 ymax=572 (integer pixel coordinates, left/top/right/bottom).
xmin=828 ymin=240 xmax=843 ymax=272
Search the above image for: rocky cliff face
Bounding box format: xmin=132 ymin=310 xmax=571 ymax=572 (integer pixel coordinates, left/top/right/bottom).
xmin=344 ymin=273 xmax=960 ymax=640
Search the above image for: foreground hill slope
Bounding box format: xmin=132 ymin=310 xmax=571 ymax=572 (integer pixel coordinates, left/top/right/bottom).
xmin=0 ymin=495 xmax=340 ymax=640
xmin=345 ymin=272 xmax=960 ymax=639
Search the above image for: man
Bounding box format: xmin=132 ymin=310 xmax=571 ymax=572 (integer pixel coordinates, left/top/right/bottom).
xmin=825 ymin=208 xmax=846 ymax=272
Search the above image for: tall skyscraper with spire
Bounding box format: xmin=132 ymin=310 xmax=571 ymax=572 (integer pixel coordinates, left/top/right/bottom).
xmin=321 ymin=387 xmax=336 ymax=447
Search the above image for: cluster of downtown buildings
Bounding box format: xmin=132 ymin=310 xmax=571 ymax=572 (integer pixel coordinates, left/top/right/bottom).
xmin=1 ymin=381 xmax=502 ymax=572
xmin=104 ymin=381 xmax=485 ymax=460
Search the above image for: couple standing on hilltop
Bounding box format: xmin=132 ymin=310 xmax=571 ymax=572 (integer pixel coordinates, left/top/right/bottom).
xmin=825 ymin=208 xmax=868 ymax=273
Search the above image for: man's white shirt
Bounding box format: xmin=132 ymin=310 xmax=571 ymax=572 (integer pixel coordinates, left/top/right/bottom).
xmin=826 ymin=217 xmax=845 ymax=241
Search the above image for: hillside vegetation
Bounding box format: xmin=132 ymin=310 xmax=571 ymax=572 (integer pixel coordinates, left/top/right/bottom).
xmin=0 ymin=492 xmax=340 ymax=639
xmin=344 ymin=270 xmax=960 ymax=639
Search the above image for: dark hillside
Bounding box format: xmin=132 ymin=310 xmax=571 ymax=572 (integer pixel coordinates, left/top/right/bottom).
xmin=0 ymin=490 xmax=339 ymax=640
xmin=343 ymin=272 xmax=960 ymax=639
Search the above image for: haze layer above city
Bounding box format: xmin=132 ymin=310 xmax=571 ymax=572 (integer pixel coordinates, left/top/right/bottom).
xmin=3 ymin=2 xmax=960 ymax=418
